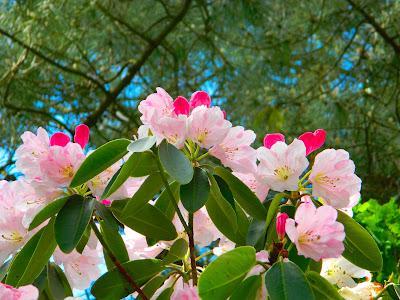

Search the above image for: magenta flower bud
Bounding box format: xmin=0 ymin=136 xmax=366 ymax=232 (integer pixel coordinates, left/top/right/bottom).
xmin=276 ymin=212 xmax=289 ymax=240
xmin=263 ymin=133 xmax=285 ymax=149
xmin=173 ymin=96 xmax=190 ymax=116
xmin=189 ymin=91 xmax=211 ymax=108
xmin=101 ymin=199 xmax=112 ymax=206
xmin=298 ymin=128 xmax=326 ymax=155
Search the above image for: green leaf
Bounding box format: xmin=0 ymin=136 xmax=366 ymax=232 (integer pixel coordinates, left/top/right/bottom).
xmin=70 ymin=138 xmax=130 ymax=187
xmin=101 ymin=167 xmax=122 ymax=199
xmin=230 ymin=275 xmax=262 ymax=300
xmin=289 ymin=246 xmax=310 ymax=272
xmin=180 ymin=167 xmax=210 ymax=212
xmin=265 ymin=261 xmax=315 ymax=300
xmin=91 ymin=259 xmax=165 ymax=300
xmin=214 ymin=167 xmax=267 ymax=220
xmin=305 ymin=271 xmax=343 ymax=300
xmin=112 ymin=201 xmax=177 ymax=241
xmin=163 ymin=238 xmax=188 ymax=263
xmin=386 ymin=284 xmax=400 ymax=300
xmin=6 ymin=219 xmax=57 ymax=286
xmin=0 ymin=260 xmax=11 ymax=281
xmin=127 ymin=136 xmax=157 ymax=153
xmin=121 ymin=172 xmax=163 ymax=215
xmin=76 ymin=225 xmax=91 ymax=253
xmin=158 ymin=141 xmax=193 ymax=184
xmin=337 ymin=210 xmax=383 ymax=271
xmin=137 ymin=275 xmax=166 ymax=300
xmin=265 ymin=193 xmax=285 ymax=231
xmin=47 ymin=263 xmax=73 ymax=299
xmin=155 ymin=181 xmax=180 ymax=221
xmin=198 ymin=246 xmax=256 ymax=300
xmin=246 ymin=218 xmax=266 ymax=250
xmin=55 ymin=195 xmax=95 ymax=253
xmin=130 ymin=151 xmax=158 ymax=177
xmin=94 ymin=201 xmax=120 ymax=230
xmin=100 ymin=220 xmax=129 ymax=264
xmin=205 ymin=174 xmax=238 ymax=242
xmin=156 ymin=287 xmax=174 ymax=300
xmin=28 ymin=196 xmax=69 ymax=230
xmin=235 ymin=203 xmax=250 ymax=246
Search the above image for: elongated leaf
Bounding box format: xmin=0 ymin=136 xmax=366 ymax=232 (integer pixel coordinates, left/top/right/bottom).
xmin=137 ymin=275 xmax=166 ymax=300
xmin=6 ymin=219 xmax=57 ymax=286
xmin=214 ymin=167 xmax=267 ymax=220
xmin=180 ymin=167 xmax=210 ymax=212
xmin=70 ymin=138 xmax=130 ymax=187
xmin=47 ymin=263 xmax=73 ymax=299
xmin=156 ymin=287 xmax=174 ymax=300
xmin=121 ymin=172 xmax=163 ymax=215
xmin=29 ymin=196 xmax=69 ymax=230
xmin=155 ymin=181 xmax=180 ymax=221
xmin=128 ymin=136 xmax=157 ymax=153
xmin=91 ymin=259 xmax=165 ymax=300
xmin=94 ymin=201 xmax=120 ymax=230
xmin=265 ymin=261 xmax=315 ymax=300
xmin=158 ymin=141 xmax=193 ymax=184
xmin=55 ymin=195 xmax=95 ymax=253
xmin=230 ymin=275 xmax=262 ymax=300
xmin=198 ymin=246 xmax=256 ymax=300
xmin=337 ymin=210 xmax=383 ymax=271
xmin=246 ymin=218 xmax=266 ymax=250
xmin=163 ymin=238 xmax=188 ymax=263
xmin=76 ymin=225 xmax=91 ymax=253
xmin=265 ymin=193 xmax=285 ymax=231
xmin=130 ymin=151 xmax=158 ymax=177
xmin=305 ymin=271 xmax=343 ymax=300
xmin=101 ymin=167 xmax=122 ymax=199
xmin=100 ymin=220 xmax=129 ymax=264
xmin=235 ymin=203 xmax=250 ymax=246
xmin=113 ymin=202 xmax=177 ymax=241
xmin=205 ymin=174 xmax=238 ymax=242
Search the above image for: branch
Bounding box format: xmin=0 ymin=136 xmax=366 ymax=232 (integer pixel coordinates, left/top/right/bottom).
xmin=346 ymin=0 xmax=400 ymax=56
xmin=84 ymin=0 xmax=192 ymax=127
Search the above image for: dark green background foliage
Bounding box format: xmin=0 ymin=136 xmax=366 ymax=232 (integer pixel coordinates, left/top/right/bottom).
xmin=1 ymin=0 xmax=400 ymax=200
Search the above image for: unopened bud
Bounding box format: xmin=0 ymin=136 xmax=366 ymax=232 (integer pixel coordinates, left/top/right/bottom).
xmin=276 ymin=212 xmax=289 ymax=240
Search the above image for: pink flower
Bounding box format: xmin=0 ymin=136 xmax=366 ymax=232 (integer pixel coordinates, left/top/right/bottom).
xmin=0 ymin=283 xmax=38 ymax=300
xmin=285 ymin=201 xmax=345 ymax=261
xmin=276 ymin=213 xmax=289 ymax=240
xmin=173 ymin=96 xmax=190 ymax=116
xmin=257 ymin=139 xmax=309 ymax=192
xmin=263 ymin=133 xmax=285 ymax=149
xmin=232 ymin=172 xmax=269 ymax=201
xmin=138 ymin=87 xmax=174 ymax=125
xmin=209 ymin=126 xmax=257 ymax=173
xmin=187 ymin=106 xmax=231 ymax=149
xmin=298 ymin=129 xmax=326 ymax=155
xmin=54 ymin=247 xmax=102 ymax=290
xmin=189 ymin=91 xmax=211 ymax=109
xmin=152 ymin=115 xmax=188 ymax=149
xmin=172 ymin=281 xmax=200 ymax=300
xmin=123 ymin=228 xmax=163 ymax=260
xmin=309 ymin=149 xmax=361 ymax=209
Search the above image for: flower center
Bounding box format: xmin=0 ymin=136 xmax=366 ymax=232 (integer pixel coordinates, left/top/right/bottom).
xmin=298 ymin=230 xmax=321 ymax=244
xmin=61 ymin=165 xmax=74 ymax=178
xmin=315 ymin=173 xmax=340 ymax=188
xmin=2 ymin=231 xmax=23 ymax=242
xmin=274 ymin=165 xmax=291 ymax=181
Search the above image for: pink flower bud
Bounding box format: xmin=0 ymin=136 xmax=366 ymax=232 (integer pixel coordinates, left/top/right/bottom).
xmin=173 ymin=96 xmax=190 ymax=116
xmin=298 ymin=128 xmax=326 ymax=155
xmin=74 ymin=124 xmax=90 ymax=149
xmin=263 ymin=133 xmax=285 ymax=149
xmin=276 ymin=212 xmax=289 ymax=240
xmin=50 ymin=132 xmax=70 ymax=147
xmin=101 ymin=199 xmax=112 ymax=206
xmin=222 ymin=110 xmax=227 ymax=119
xmin=189 ymin=91 xmax=211 ymax=108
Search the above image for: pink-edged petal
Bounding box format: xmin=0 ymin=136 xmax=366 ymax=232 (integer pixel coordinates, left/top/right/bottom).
xmin=74 ymin=124 xmax=90 ymax=149
xmin=263 ymin=133 xmax=285 ymax=149
xmin=189 ymin=91 xmax=211 ymax=108
xmin=298 ymin=129 xmax=326 ymax=155
xmin=50 ymin=132 xmax=71 ymax=147
xmin=173 ymin=96 xmax=190 ymax=116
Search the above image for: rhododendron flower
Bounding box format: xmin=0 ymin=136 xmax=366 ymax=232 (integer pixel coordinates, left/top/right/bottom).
xmin=232 ymin=172 xmax=269 ymax=201
xmin=209 ymin=126 xmax=257 ymax=174
xmin=257 ymin=139 xmax=308 ymax=192
xmin=152 ymin=115 xmax=188 ymax=149
xmin=54 ymin=247 xmax=102 ymax=290
xmin=138 ymin=87 xmax=174 ymax=125
xmin=321 ymin=256 xmax=371 ymax=288
xmin=263 ymin=133 xmax=285 ymax=149
xmin=173 ymin=96 xmax=190 ymax=116
xmin=248 ymin=250 xmax=269 ymax=276
xmin=298 ymin=129 xmax=326 ymax=155
xmin=338 ymin=282 xmax=383 ymax=300
xmin=285 ymin=201 xmax=345 ymax=261
xmin=309 ymin=149 xmax=361 ymax=209
xmin=189 ymin=90 xmax=211 ymax=108
xmin=123 ymin=228 xmax=163 ymax=260
xmin=187 ymin=106 xmax=231 ymax=149
xmin=0 ymin=283 xmax=38 ymax=300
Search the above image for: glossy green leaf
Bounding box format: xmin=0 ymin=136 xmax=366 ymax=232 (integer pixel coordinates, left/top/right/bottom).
xmin=55 ymin=195 xmax=95 ymax=253
xmin=76 ymin=225 xmax=91 ymax=253
xmin=112 ymin=201 xmax=177 ymax=241
xmin=235 ymin=203 xmax=250 ymax=246
xmin=130 ymin=151 xmax=158 ymax=177
xmin=289 ymin=246 xmax=310 ymax=272
xmin=122 ymin=172 xmax=163 ymax=214
xmin=155 ymin=181 xmax=180 ymax=221
xmin=163 ymin=238 xmax=188 ymax=263
xmin=265 ymin=261 xmax=315 ymax=300
xmin=70 ymin=138 xmax=130 ymax=187
xmin=265 ymin=193 xmax=285 ymax=231
xmin=205 ymin=174 xmax=238 ymax=242
xmin=137 ymin=275 xmax=166 ymax=300
xmin=101 ymin=167 xmax=122 ymax=199
xmin=214 ymin=167 xmax=267 ymax=220
xmin=100 ymin=220 xmax=129 ymax=264
xmin=91 ymin=259 xmax=165 ymax=300
xmin=6 ymin=219 xmax=57 ymax=286
xmin=94 ymin=201 xmax=120 ymax=230
xmin=156 ymin=287 xmax=174 ymax=300
xmin=305 ymin=271 xmax=343 ymax=300
xmin=198 ymin=246 xmax=256 ymax=300
xmin=47 ymin=262 xmax=73 ymax=299
xmin=246 ymin=218 xmax=266 ymax=250
xmin=230 ymin=275 xmax=262 ymax=300
xmin=337 ymin=210 xmax=383 ymax=271
xmin=127 ymin=136 xmax=156 ymax=153
xmin=28 ymin=196 xmax=69 ymax=230
xmin=386 ymin=284 xmax=400 ymax=300
xmin=158 ymin=141 xmax=193 ymax=184
xmin=180 ymin=167 xmax=210 ymax=212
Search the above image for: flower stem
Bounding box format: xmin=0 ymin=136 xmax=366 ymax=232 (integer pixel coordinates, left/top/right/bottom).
xmin=89 ymin=220 xmax=149 ymax=300
xmin=188 ymin=212 xmax=198 ymax=286
xmin=196 ymin=151 xmax=209 ymax=161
